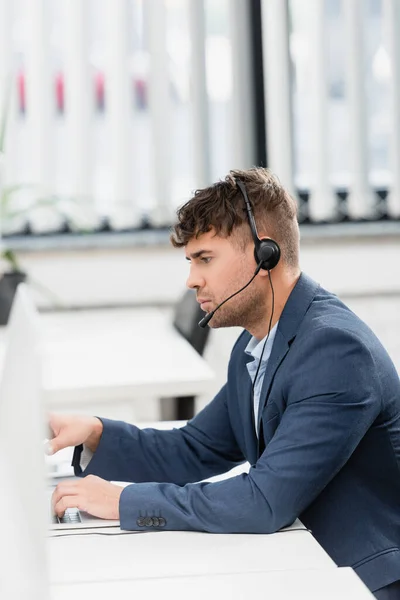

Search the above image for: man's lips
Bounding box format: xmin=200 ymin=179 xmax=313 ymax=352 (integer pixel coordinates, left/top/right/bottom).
xmin=197 ymin=298 xmax=212 ymax=309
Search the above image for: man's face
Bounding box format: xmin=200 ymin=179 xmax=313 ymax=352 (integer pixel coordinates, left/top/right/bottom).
xmin=185 ymin=229 xmax=265 ymax=329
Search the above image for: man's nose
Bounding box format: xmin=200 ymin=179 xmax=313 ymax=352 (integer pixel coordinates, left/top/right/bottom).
xmin=186 ymin=265 xmax=204 ymax=290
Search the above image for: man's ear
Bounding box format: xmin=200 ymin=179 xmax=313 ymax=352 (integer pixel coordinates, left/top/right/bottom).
xmin=257 ymin=268 xmax=271 ymax=278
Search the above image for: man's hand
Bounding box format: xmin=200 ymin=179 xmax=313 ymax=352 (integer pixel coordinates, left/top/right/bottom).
xmin=47 ymin=413 xmax=104 ymax=455
xmin=52 ymin=475 xmax=122 ymax=520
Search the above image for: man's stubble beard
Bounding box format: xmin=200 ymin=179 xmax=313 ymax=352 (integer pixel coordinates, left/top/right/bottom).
xmin=207 ymin=270 xmax=268 ymax=330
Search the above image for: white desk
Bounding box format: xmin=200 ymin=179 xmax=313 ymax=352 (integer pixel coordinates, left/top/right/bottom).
xmin=51 ymin=568 xmax=373 ymax=600
xmin=0 ymin=308 xmax=215 ymax=421
xmin=48 ymin=527 xmax=335 ymax=586
xmin=44 ymin=421 xmax=374 ymax=598
xmin=47 ymin=421 xmax=335 ymax=587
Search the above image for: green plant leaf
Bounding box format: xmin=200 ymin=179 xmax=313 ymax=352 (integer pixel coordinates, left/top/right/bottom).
xmin=1 ymin=249 xmax=22 ymax=272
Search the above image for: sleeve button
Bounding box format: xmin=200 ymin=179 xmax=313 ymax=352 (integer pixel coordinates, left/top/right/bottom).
xmin=144 ymin=517 xmax=153 ymax=527
xmin=152 ymin=517 xmax=160 ymax=527
xmin=136 ymin=517 xmax=145 ymax=527
xmin=158 ymin=517 xmax=166 ymax=527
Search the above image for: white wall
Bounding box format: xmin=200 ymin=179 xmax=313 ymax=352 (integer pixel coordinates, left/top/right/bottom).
xmin=4 ymin=232 xmax=400 ymax=310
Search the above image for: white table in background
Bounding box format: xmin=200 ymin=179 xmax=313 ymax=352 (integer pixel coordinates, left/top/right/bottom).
xmin=50 ymin=567 xmax=373 ymax=600
xmin=0 ymin=308 xmax=215 ymax=421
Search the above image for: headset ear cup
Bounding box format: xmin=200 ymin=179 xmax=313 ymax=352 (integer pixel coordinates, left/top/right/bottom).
xmin=254 ymin=239 xmax=281 ymax=271
xmin=234 ymin=178 xmax=281 ymax=271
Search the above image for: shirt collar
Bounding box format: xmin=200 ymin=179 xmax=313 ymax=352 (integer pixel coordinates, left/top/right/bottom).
xmin=244 ymin=322 xmax=279 ymax=361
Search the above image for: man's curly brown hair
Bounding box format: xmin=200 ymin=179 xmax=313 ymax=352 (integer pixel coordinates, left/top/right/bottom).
xmin=170 ymin=167 xmax=300 ymax=269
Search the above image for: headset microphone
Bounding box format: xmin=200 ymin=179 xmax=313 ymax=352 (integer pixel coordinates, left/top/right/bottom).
xmin=198 ymin=263 xmax=262 ymax=328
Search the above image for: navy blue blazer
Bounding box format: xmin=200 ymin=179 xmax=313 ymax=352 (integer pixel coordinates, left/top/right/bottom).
xmin=84 ymin=273 xmax=400 ymax=593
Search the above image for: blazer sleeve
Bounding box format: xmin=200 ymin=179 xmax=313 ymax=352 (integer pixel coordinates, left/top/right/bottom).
xmin=82 ymin=382 xmax=245 ymax=485
xmin=117 ymin=326 xmax=382 ymax=533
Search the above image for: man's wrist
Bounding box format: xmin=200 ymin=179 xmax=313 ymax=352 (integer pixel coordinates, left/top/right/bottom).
xmin=85 ymin=417 xmax=104 ymax=453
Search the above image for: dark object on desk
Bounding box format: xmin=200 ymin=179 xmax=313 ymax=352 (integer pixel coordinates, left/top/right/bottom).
xmin=172 ymin=289 xmax=210 ymax=420
xmin=0 ymin=271 xmax=27 ymax=325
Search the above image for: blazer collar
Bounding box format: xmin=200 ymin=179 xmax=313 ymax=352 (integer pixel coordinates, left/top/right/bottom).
xmin=275 ymin=272 xmax=320 ymax=345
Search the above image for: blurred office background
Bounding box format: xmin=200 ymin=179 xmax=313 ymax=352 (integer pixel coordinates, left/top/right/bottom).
xmin=0 ymin=0 xmax=399 ymax=416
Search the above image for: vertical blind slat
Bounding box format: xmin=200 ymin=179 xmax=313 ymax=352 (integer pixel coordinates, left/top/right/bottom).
xmin=308 ymin=0 xmax=337 ymax=222
xmin=261 ymin=0 xmax=296 ymax=198
xmin=343 ymin=0 xmax=375 ymax=219
xmin=145 ymin=0 xmax=173 ymax=226
xmin=105 ymin=0 xmax=139 ymax=229
xmin=25 ymin=0 xmax=54 ymax=191
xmin=25 ymin=0 xmax=62 ymax=233
xmin=0 ymin=0 xmax=12 ymax=132
xmin=64 ymin=0 xmax=96 ymax=224
xmin=0 ymin=0 xmax=11 ymax=240
xmin=228 ymin=0 xmax=256 ymax=171
xmin=189 ymin=0 xmax=210 ymax=188
xmin=1 ymin=3 xmax=21 ymax=212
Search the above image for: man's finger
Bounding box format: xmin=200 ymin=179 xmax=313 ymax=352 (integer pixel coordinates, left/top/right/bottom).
xmin=46 ymin=414 xmax=61 ymax=446
xmin=52 ymin=482 xmax=80 ymax=511
xmin=47 ymin=431 xmax=71 ymax=455
xmin=54 ymin=495 xmax=86 ymax=518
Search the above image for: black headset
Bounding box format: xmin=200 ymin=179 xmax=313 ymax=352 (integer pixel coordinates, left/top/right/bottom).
xmin=235 ymin=179 xmax=281 ymax=271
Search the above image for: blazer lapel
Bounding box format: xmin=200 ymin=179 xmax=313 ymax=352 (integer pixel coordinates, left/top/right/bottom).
xmin=256 ymin=272 xmax=320 ymax=455
xmin=256 ymin=329 xmax=289 ymax=441
xmin=238 ymin=353 xmax=259 ymax=464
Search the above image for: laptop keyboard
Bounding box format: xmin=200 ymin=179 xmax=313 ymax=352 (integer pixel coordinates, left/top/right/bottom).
xmin=52 ymin=508 xmax=82 ymax=525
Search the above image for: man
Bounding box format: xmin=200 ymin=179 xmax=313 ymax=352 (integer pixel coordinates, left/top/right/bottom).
xmin=49 ymin=168 xmax=400 ymax=599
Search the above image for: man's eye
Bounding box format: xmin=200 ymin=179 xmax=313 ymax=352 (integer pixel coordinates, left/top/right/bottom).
xmin=201 ymin=257 xmax=212 ymax=264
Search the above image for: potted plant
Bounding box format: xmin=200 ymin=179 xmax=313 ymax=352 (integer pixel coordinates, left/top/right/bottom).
xmin=0 ymin=248 xmax=27 ymax=325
